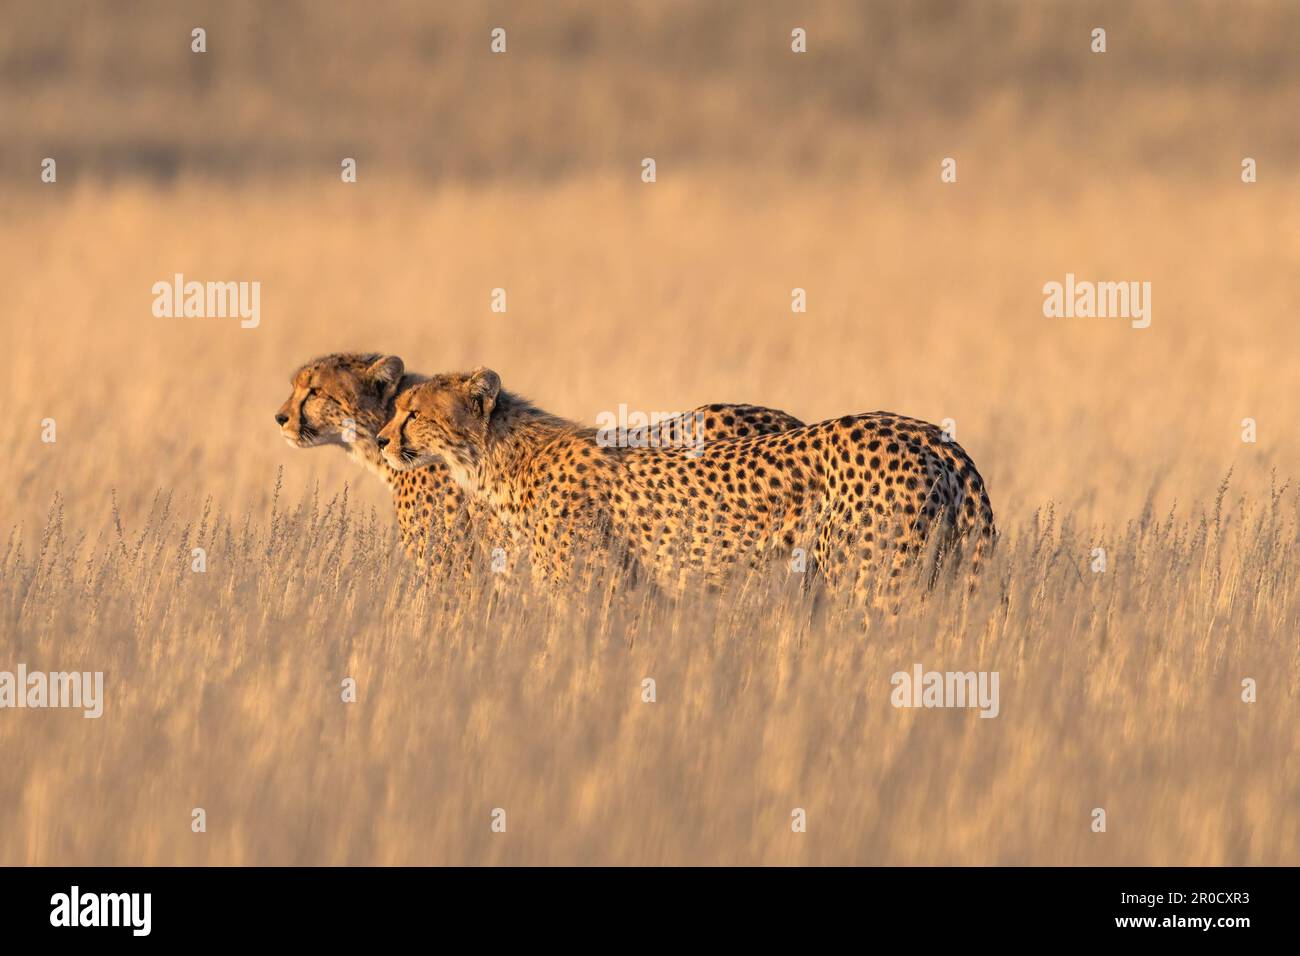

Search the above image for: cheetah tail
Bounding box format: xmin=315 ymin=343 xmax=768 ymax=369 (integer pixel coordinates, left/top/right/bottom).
xmin=958 ymin=480 xmax=997 ymax=588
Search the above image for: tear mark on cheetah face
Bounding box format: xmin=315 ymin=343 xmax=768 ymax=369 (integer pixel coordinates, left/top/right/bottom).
xmin=377 ymin=368 xmax=501 ymax=485
xmin=275 ymin=352 xmax=404 ymax=449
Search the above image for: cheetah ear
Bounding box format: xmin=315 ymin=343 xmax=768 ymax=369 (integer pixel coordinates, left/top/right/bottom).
xmin=366 ymin=355 xmax=405 ymax=397
xmin=466 ymin=367 xmax=501 ymax=419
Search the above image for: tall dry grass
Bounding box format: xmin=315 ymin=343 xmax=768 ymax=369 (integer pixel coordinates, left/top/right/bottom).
xmin=2 ymin=472 xmax=1296 ymax=865
xmin=2 ymin=0 xmax=1298 ymax=864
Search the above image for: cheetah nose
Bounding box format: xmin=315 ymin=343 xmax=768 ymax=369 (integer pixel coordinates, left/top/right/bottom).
xmin=376 ymin=436 xmax=390 ymax=449
xmin=275 ymin=413 xmax=289 ymax=426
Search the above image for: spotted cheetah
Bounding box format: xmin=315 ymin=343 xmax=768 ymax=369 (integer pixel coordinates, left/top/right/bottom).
xmin=275 ymin=353 xmax=804 ymax=569
xmin=377 ymin=368 xmax=995 ymax=602
xmin=275 ymin=353 xmax=467 ymax=564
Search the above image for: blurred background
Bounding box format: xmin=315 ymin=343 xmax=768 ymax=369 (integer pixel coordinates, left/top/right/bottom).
xmin=5 ymin=0 xmax=1300 ymax=182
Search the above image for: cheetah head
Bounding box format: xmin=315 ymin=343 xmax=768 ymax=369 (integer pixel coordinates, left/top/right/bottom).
xmin=275 ymin=353 xmax=405 ymax=449
xmin=377 ymin=368 xmax=500 ymax=483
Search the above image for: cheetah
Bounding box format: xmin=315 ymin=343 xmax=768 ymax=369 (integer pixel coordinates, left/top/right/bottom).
xmin=376 ymin=368 xmax=996 ymax=603
xmin=275 ymin=353 xmax=467 ymax=564
xmin=275 ymin=353 xmax=804 ymax=569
